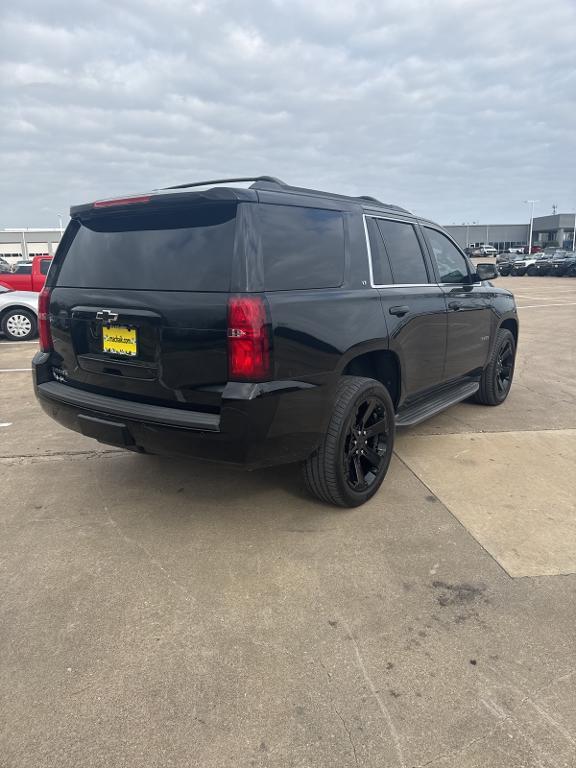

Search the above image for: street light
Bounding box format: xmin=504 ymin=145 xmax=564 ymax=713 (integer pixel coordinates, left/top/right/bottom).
xmin=572 ymin=210 xmax=576 ymax=253
xmin=57 ymin=214 xmax=64 ymax=235
xmin=524 ymin=200 xmax=538 ymax=253
xmin=463 ymin=220 xmax=479 ymax=248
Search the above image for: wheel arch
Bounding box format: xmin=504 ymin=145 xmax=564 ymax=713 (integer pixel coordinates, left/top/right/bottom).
xmin=340 ymin=347 xmax=401 ymax=410
xmin=499 ymin=317 xmax=518 ymax=344
xmin=0 ymin=304 xmax=38 ymax=323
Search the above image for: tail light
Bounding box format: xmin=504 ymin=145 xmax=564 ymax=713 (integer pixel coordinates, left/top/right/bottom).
xmin=38 ymin=287 xmax=53 ymax=352
xmin=227 ymin=296 xmax=271 ymax=381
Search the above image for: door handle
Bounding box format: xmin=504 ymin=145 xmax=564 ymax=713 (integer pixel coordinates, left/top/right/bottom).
xmin=448 ymin=301 xmax=463 ymax=310
xmin=389 ymin=305 xmax=410 ymax=317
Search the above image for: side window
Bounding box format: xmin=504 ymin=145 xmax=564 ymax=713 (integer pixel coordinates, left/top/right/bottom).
xmin=425 ymin=228 xmax=471 ymax=284
xmin=366 ymin=217 xmax=393 ymax=285
xmin=376 ymin=219 xmax=429 ymax=284
xmin=40 ymin=260 xmax=51 ymax=275
xmin=259 ymin=205 xmax=345 ymax=291
xmin=16 ymin=264 xmax=32 ymax=274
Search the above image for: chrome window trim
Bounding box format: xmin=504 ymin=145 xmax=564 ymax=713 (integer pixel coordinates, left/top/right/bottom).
xmin=363 ymin=213 xmax=438 ymax=289
xmin=363 ymin=213 xmax=482 ymax=288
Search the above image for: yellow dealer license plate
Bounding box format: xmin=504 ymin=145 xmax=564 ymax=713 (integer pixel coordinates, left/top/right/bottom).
xmin=102 ymin=325 xmax=137 ymax=357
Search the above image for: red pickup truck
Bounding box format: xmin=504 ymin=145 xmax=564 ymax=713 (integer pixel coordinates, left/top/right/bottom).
xmin=0 ymin=255 xmax=52 ymax=292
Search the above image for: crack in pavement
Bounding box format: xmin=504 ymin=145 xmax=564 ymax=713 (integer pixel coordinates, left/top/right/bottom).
xmin=337 ymin=614 xmax=406 ymax=768
xmin=318 ymin=657 xmax=360 ymax=768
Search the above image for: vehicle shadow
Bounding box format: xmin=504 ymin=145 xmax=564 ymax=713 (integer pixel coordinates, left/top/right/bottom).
xmin=102 ymin=451 xmax=347 ymax=531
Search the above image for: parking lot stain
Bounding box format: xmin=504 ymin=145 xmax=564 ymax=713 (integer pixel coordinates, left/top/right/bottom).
xmin=431 ymin=580 xmax=487 ymax=607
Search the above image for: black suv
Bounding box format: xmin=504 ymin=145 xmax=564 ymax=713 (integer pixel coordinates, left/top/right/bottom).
xmin=33 ymin=177 xmax=518 ymax=507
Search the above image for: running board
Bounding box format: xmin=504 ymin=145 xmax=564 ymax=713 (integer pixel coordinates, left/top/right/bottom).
xmin=395 ymin=381 xmax=479 ymax=427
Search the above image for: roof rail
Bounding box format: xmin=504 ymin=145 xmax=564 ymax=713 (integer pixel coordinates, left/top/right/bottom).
xmin=358 ymin=196 xmax=411 ymax=214
xmin=159 ymin=176 xmax=287 ymax=192
xmin=357 ymin=195 xmax=384 ymax=205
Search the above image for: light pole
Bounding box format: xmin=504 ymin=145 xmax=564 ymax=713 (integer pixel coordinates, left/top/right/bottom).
xmin=57 ymin=214 xmax=64 ymax=235
xmin=463 ymin=221 xmax=478 ymax=248
xmin=524 ymin=200 xmax=538 ymax=253
xmin=572 ymin=211 xmax=576 ymax=252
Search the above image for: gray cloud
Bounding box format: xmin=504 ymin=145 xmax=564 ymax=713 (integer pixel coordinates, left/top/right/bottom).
xmin=1 ymin=0 xmax=575 ymax=227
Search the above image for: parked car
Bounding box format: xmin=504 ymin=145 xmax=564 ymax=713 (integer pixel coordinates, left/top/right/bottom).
xmin=33 ymin=176 xmax=518 ymax=507
xmin=498 ymin=262 xmax=513 ymax=276
xmin=477 ymin=245 xmax=497 ymax=256
xmin=563 ymin=258 xmax=576 ymax=277
xmin=549 ymin=252 xmax=576 ymax=276
xmin=523 ymin=245 xmax=542 ymax=255
xmin=0 ymin=286 xmax=39 ymax=341
xmin=0 ymin=254 xmax=52 ymax=292
xmin=511 ymin=255 xmax=542 ymax=275
xmin=525 ymin=254 xmax=554 ymax=276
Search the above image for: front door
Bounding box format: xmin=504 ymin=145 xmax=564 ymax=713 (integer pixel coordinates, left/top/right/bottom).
xmin=422 ymin=226 xmax=492 ymax=381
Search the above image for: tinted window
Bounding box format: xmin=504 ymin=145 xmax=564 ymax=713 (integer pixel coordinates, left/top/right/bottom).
xmin=376 ymin=219 xmax=429 ymax=284
xmin=15 ymin=264 xmax=32 ymax=274
xmin=40 ymin=259 xmax=51 ymax=275
xmin=366 ymin=217 xmax=392 ymax=285
xmin=425 ymin=228 xmax=470 ymax=283
xmin=55 ymin=205 xmax=237 ymax=291
xmin=259 ymin=205 xmax=344 ymax=290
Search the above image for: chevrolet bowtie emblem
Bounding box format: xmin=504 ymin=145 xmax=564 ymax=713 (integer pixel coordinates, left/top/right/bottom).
xmin=95 ymin=310 xmax=119 ymax=322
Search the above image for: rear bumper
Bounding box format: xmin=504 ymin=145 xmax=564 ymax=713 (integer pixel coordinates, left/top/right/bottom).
xmin=33 ymin=353 xmax=330 ymax=469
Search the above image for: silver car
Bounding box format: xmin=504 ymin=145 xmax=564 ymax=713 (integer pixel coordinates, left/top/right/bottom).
xmin=0 ymin=286 xmax=39 ymax=341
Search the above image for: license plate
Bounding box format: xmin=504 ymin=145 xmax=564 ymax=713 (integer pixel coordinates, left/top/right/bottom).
xmin=102 ymin=325 xmax=137 ymax=357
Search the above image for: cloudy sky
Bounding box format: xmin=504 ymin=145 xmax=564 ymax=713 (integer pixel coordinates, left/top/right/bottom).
xmin=1 ymin=0 xmax=575 ymax=228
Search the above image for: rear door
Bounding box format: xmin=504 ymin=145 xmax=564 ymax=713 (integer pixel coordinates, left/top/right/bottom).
xmin=49 ymin=203 xmax=238 ymax=410
xmin=422 ymin=226 xmax=492 ymax=381
xmin=365 ymin=215 xmax=447 ymax=398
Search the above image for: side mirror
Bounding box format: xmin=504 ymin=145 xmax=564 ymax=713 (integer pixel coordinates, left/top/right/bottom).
xmin=476 ymin=263 xmax=498 ymax=281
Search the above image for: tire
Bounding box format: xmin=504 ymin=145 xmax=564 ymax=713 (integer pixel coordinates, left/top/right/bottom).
xmin=302 ymin=376 xmax=395 ymax=507
xmin=475 ymin=329 xmax=516 ymax=406
xmin=526 ymin=265 xmax=538 ymax=276
xmin=1 ymin=308 xmax=37 ymax=341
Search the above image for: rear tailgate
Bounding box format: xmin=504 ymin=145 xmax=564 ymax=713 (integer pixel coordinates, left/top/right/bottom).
xmin=48 ymin=202 xmax=237 ymax=413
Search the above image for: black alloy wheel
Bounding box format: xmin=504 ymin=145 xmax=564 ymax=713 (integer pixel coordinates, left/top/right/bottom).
xmin=303 ymin=376 xmax=395 ymax=507
xmin=495 ymin=337 xmax=514 ymax=396
xmin=475 ymin=328 xmax=516 ymax=406
xmin=343 ymin=397 xmax=389 ymax=493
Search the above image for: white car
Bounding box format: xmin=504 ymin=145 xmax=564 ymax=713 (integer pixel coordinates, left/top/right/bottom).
xmin=0 ymin=286 xmax=39 ymax=341
xmin=478 ymin=245 xmax=497 ymax=255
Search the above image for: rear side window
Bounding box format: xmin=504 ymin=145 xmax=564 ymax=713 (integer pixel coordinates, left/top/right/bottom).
xmin=16 ymin=264 xmax=32 ymax=274
xmin=259 ymin=205 xmax=345 ymax=290
xmin=376 ymin=219 xmax=429 ymax=285
xmin=40 ymin=259 xmax=51 ymax=275
xmin=366 ymin=217 xmax=393 ymax=285
xmin=55 ymin=204 xmax=237 ymax=291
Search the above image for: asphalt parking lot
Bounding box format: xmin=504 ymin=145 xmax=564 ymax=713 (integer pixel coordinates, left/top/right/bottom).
xmin=1 ymin=277 xmax=575 ymax=768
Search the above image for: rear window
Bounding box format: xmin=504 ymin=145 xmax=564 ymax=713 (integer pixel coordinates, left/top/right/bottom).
xmin=259 ymin=204 xmax=345 ymax=290
xmin=55 ymin=204 xmax=237 ymax=291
